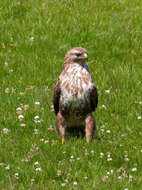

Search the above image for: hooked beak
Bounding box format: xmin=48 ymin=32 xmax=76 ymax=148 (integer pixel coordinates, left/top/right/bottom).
xmin=83 ymin=53 xmax=88 ymax=61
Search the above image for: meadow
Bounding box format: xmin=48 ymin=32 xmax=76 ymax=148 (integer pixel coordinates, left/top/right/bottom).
xmin=0 ymin=0 xmax=142 ymax=189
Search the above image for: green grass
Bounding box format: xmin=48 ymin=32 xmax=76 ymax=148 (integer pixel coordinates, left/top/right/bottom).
xmin=0 ymin=0 xmax=142 ymax=189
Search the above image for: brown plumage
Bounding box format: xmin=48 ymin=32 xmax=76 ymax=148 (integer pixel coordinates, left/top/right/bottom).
xmin=53 ymin=47 xmax=98 ymax=143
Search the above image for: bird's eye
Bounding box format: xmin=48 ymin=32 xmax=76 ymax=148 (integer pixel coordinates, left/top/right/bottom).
xmin=75 ymin=53 xmax=82 ymax=56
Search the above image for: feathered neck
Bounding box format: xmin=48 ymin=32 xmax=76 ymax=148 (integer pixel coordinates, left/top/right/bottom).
xmin=63 ymin=61 xmax=89 ymax=72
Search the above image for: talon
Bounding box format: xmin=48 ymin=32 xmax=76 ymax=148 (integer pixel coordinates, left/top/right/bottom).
xmin=62 ymin=138 xmax=65 ymax=144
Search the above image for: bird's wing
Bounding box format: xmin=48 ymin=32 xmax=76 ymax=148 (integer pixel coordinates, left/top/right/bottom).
xmin=53 ymin=81 xmax=61 ymax=115
xmin=90 ymin=85 xmax=98 ymax=112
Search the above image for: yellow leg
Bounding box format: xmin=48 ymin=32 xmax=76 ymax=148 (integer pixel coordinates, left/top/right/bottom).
xmin=62 ymin=138 xmax=65 ymax=144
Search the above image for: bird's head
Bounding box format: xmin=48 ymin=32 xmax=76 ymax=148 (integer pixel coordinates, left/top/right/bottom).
xmin=64 ymin=47 xmax=88 ymax=66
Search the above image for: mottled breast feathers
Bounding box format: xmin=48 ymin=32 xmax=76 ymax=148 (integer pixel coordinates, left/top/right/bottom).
xmin=53 ymin=63 xmax=98 ymax=116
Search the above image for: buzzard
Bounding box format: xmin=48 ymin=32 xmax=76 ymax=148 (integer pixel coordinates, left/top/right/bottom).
xmin=53 ymin=47 xmax=98 ymax=143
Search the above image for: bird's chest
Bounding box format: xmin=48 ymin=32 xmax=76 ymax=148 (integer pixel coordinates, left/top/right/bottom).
xmin=60 ymin=66 xmax=93 ymax=106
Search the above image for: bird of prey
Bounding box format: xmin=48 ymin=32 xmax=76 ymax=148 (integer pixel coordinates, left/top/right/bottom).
xmin=53 ymin=47 xmax=98 ymax=143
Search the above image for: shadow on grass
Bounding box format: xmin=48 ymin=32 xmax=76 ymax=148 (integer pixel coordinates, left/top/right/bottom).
xmin=66 ymin=126 xmax=101 ymax=141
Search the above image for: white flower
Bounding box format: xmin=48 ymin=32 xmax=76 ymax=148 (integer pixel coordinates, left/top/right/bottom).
xmin=30 ymin=36 xmax=34 ymax=41
xmin=70 ymin=155 xmax=74 ymax=159
xmin=107 ymin=153 xmax=111 ymax=158
xmin=61 ymin=183 xmax=66 ymax=187
xmin=35 ymin=101 xmax=40 ymax=106
xmin=34 ymin=161 xmax=39 ymax=165
xmin=35 ymin=167 xmax=42 ymax=171
xmin=14 ymin=173 xmax=19 ymax=177
xmin=124 ymin=157 xmax=129 ymax=162
xmin=100 ymin=152 xmax=104 ymax=158
xmin=105 ymin=90 xmax=110 ymax=94
xmin=106 ymin=130 xmax=111 ymax=133
xmin=34 ymin=120 xmax=42 ymax=123
xmin=110 ymin=169 xmax=114 ymax=174
xmin=4 ymin=62 xmax=8 ymax=67
xmin=20 ymin=123 xmax=26 ymax=127
xmin=44 ymin=140 xmax=49 ymax=144
xmin=137 ymin=116 xmax=141 ymax=120
xmin=18 ymin=114 xmax=24 ymax=120
xmin=76 ymin=157 xmax=80 ymax=160
xmin=9 ymin=69 xmax=13 ymax=73
xmin=5 ymin=164 xmax=10 ymax=170
xmin=16 ymin=107 xmax=22 ymax=114
xmin=19 ymin=92 xmax=24 ymax=95
xmin=107 ymin=157 xmax=112 ymax=161
xmin=34 ymin=115 xmax=39 ymax=120
xmin=5 ymin=88 xmax=10 ymax=93
xmin=34 ymin=129 xmax=39 ymax=134
xmin=132 ymin=168 xmax=137 ymax=172
xmin=16 ymin=107 xmax=22 ymax=111
xmin=102 ymin=105 xmax=106 ymax=109
xmin=121 ymin=133 xmax=126 ymax=137
xmin=3 ymin=128 xmax=9 ymax=134
xmin=100 ymin=152 xmax=104 ymax=156
xmin=73 ymin=181 xmax=78 ymax=185
xmin=118 ymin=176 xmax=122 ymax=179
xmin=124 ymin=188 xmax=128 ymax=190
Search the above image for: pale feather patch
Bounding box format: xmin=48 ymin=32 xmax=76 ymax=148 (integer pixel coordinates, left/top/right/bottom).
xmin=60 ymin=64 xmax=93 ymax=106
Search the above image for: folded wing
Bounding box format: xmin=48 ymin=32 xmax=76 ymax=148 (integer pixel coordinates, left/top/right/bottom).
xmin=90 ymin=85 xmax=98 ymax=112
xmin=53 ymin=81 xmax=61 ymax=115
